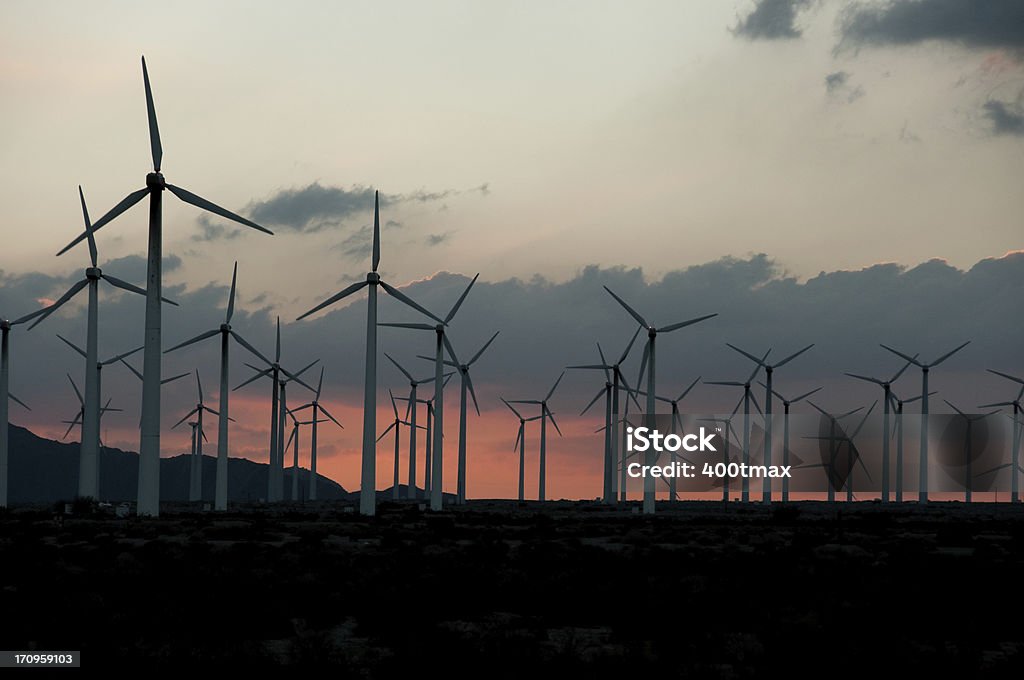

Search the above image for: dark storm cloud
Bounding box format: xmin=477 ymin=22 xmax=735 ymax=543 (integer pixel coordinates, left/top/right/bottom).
xmin=3 ymin=252 xmax=1021 ymax=448
xmin=982 ymin=100 xmax=1024 ymax=135
xmin=733 ymin=0 xmax=812 ymax=40
xmin=839 ymin=0 xmax=1024 ymax=50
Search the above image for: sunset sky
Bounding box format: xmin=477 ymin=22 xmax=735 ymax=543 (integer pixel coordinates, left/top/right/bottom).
xmin=1 ymin=1 xmax=1022 ymax=499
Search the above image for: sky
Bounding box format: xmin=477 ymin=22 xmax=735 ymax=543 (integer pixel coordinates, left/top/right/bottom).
xmin=1 ymin=0 xmax=1023 ymax=500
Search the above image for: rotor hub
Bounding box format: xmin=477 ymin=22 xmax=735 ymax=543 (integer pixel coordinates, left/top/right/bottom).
xmin=146 ymin=172 xmax=166 ymax=189
xmin=648 ymin=328 xmax=657 ymax=338
xmin=0 ymin=320 xmax=10 ymax=331
xmin=86 ymin=267 xmax=102 ymax=280
xmin=366 ymin=272 xmax=381 ymax=284
xmin=220 ymin=323 xmax=231 ymax=332
xmin=435 ymin=325 xmax=444 ymax=333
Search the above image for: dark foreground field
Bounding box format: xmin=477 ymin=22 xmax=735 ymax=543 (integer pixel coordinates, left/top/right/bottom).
xmin=2 ymin=500 xmax=1023 ymax=676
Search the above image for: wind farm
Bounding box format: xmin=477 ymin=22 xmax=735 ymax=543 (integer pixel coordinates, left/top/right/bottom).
xmin=2 ymin=3 xmax=1023 ymax=672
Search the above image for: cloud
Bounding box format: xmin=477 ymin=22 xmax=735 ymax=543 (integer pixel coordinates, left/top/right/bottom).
xmin=825 ymin=71 xmax=849 ymax=92
xmin=982 ymin=99 xmax=1024 ymax=135
xmin=733 ymin=0 xmax=812 ymax=41
xmin=192 ymin=215 xmax=242 ymax=242
xmin=426 ymin=232 xmax=454 ymax=247
xmin=336 ymin=225 xmax=372 ymax=260
xmin=825 ymin=70 xmax=865 ymax=102
xmin=839 ymin=0 xmax=1024 ymax=50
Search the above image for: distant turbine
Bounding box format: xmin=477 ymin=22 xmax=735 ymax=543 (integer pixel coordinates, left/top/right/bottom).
xmin=55 ymin=336 xmax=143 ymax=498
xmin=803 ymin=401 xmax=871 ymax=503
xmin=165 ymin=262 xmax=271 ymax=510
xmin=726 ymin=343 xmax=813 ymax=503
xmin=63 ymin=375 xmax=122 ymax=443
xmin=944 ymin=399 xmax=999 ymax=503
xmin=887 ymin=389 xmax=931 ymax=503
xmin=57 ymin=57 xmax=273 ymax=516
xmin=233 ymin=318 xmax=316 ymax=501
xmin=507 ymin=372 xmax=564 ymax=502
xmin=880 ymin=341 xmax=970 ymax=503
xmin=34 ymin=186 xmax=175 ymax=500
xmin=501 ymin=399 xmax=544 ymax=502
xmin=172 ymin=371 xmax=229 ymax=502
xmin=603 ymin=286 xmax=716 ymax=514
xmin=844 ymin=357 xmax=915 ymax=503
xmin=384 ymin=353 xmax=443 ymax=499
xmin=298 ymin=191 xmax=443 ymax=516
xmin=567 ymin=328 xmax=642 ymax=504
xmin=378 ymin=389 xmax=424 ymax=500
xmin=381 ymin=273 xmax=478 ymax=511
xmin=422 ymin=330 xmax=499 ymax=505
xmin=705 ymin=353 xmax=767 ymax=502
xmin=699 ymin=394 xmax=746 ymax=502
xmin=978 ymin=369 xmax=1024 ymax=502
xmin=284 ymin=407 xmax=326 ymax=501
xmin=1 ymin=307 xmax=47 ymax=507
xmin=625 ymin=377 xmax=700 ymax=501
xmin=396 ymin=376 xmax=453 ymax=501
xmin=290 ymin=367 xmax=343 ymax=501
xmin=762 ymin=384 xmax=821 ymax=502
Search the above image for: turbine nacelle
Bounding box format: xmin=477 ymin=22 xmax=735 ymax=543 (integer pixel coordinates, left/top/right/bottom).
xmin=146 ymin=172 xmax=166 ymax=190
xmin=0 ymin=320 xmax=10 ymax=331
xmin=366 ymin=272 xmax=381 ymax=284
xmin=220 ymin=323 xmax=231 ymax=332
xmin=85 ymin=267 xmax=102 ymax=280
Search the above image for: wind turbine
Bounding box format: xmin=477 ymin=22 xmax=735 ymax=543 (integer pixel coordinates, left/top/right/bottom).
xmin=63 ymin=375 xmax=122 ymax=442
xmin=803 ymin=401 xmax=871 ymax=503
xmin=762 ymin=384 xmax=821 ymax=502
xmin=699 ymin=394 xmax=746 ymax=502
xmin=501 ymin=399 xmax=544 ymax=502
xmin=384 ymin=353 xmax=443 ymax=500
xmin=880 ymin=341 xmax=970 ymax=503
xmin=603 ymin=286 xmax=716 ymax=514
xmin=233 ymin=318 xmax=316 ymax=501
xmin=283 ymin=407 xmax=325 ymax=502
xmin=625 ymin=377 xmax=700 ymax=501
xmin=978 ymin=369 xmax=1024 ymax=502
xmin=567 ymin=328 xmax=642 ymax=504
xmin=726 ymin=343 xmax=813 ymax=503
xmin=705 ymin=353 xmax=767 ymax=502
xmin=290 ymin=367 xmax=343 ymax=501
xmin=1 ymin=307 xmax=47 ymax=507
xmin=944 ymin=399 xmax=999 ymax=503
xmin=378 ymin=389 xmax=424 ymax=500
xmin=297 ymin=192 xmax=444 ymax=516
xmin=32 ymin=186 xmax=175 ymax=500
xmin=172 ymin=371 xmax=227 ymax=502
xmin=165 ymin=262 xmax=271 ymax=510
xmin=507 ymin=372 xmax=564 ymax=502
xmin=56 ymin=57 xmax=273 ymax=516
xmin=843 ymin=358 xmax=914 ymax=503
xmin=421 ymin=331 xmax=499 ymax=505
xmin=888 ymin=389 xmax=932 ymax=502
xmin=396 ymin=375 xmax=453 ymax=501
xmin=380 ymin=274 xmax=477 ymax=511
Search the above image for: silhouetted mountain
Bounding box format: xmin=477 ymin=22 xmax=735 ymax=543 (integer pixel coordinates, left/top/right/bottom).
xmin=6 ymin=425 xmax=348 ymax=503
xmin=378 ymin=484 xmax=457 ymax=503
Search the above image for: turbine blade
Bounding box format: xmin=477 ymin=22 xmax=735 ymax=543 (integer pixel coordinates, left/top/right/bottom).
xmin=580 ymin=386 xmax=605 ymax=416
xmin=845 ymin=372 xmax=883 ymax=386
xmin=879 ymin=344 xmax=922 ymax=367
xmin=275 ymin=317 xmax=281 ymax=362
xmin=10 ymin=306 xmax=49 ymax=326
xmin=195 ymin=370 xmax=204 ymax=404
xmin=791 ymin=387 xmax=823 ymax=404
xmin=286 ymin=426 xmax=296 ymax=450
xmin=567 ymin=364 xmax=611 ymax=370
xmin=468 ymin=330 xmax=500 ymax=366
xmin=617 ymin=326 xmax=642 ymax=366
xmin=233 ymin=366 xmax=272 ymax=391
xmin=380 ymin=323 xmax=434 ymax=331
xmin=930 ymin=341 xmax=970 ymax=367
xmin=79 ymin=186 xmax=97 ymax=268
xmin=102 ymin=344 xmax=144 ymax=366
xmin=100 ymin=274 xmax=145 ymax=299
xmin=445 ymin=273 xmax=479 ymax=323
xmin=849 ymin=401 xmax=877 ymax=438
xmin=141 ymin=56 xmax=163 ymax=171
xmin=376 ymin=421 xmax=397 ymax=443
xmin=165 ymin=328 xmax=220 ymax=354
xmin=8 ymin=393 xmax=30 ymax=410
xmin=501 ymin=398 xmax=523 ymax=420
xmin=442 ymin=334 xmax=460 ymax=367
xmin=943 ymin=399 xmax=966 ymax=417
xmin=318 ymin=404 xmax=344 ymax=429
xmin=379 ymin=280 xmax=445 ymax=325
xmin=173 ymin=407 xmax=200 ymax=430
xmin=705 ymin=381 xmax=743 ymax=387
xmin=372 ymin=190 xmax=381 ymax=273
xmin=297 ymin=280 xmax=369 ymax=321
xmin=603 ymin=287 xmax=647 ymax=328
xmin=229 ymin=331 xmax=273 ymax=367
xmin=56 ymin=334 xmax=87 ymax=359
xmin=774 ymin=343 xmax=814 ymax=368
xmin=637 ymin=342 xmax=649 ymax=387
xmin=978 ymin=401 xmax=1014 ymax=408
xmin=201 ymin=428 xmax=209 ymax=443
xmin=677 ymin=376 xmax=701 ymax=402
xmin=28 ymin=279 xmax=89 ymax=330
xmin=889 ymin=357 xmax=917 ymax=383
xmin=595 ymin=342 xmax=612 ymax=383
xmin=545 ymin=371 xmax=565 ymax=402
xmin=749 ymin=391 xmax=763 ymax=417
xmin=546 ymin=407 xmax=563 ymax=437
xmin=385 ymin=353 xmax=415 ymax=382
xmin=661 ymin=313 xmax=717 ymax=333
xmin=63 ymin=416 xmax=80 ymax=440
xmin=226 ymin=261 xmax=238 ymax=324
xmin=57 ymin=188 xmax=150 ymax=257
xmin=119 ymin=359 xmax=144 ymax=382
xmin=513 ymin=424 xmax=522 ymax=452
xmin=281 ymin=364 xmax=318 ymax=393
xmin=166 ymin=183 xmax=273 ymax=235
xmin=67 ymin=373 xmax=83 ymax=405
xmin=162 ymin=371 xmax=189 ymax=386
xmin=466 ymin=372 xmax=480 ymax=416
xmin=988 ymin=368 xmax=1024 ymax=386
xmin=389 ymin=388 xmax=399 ymax=420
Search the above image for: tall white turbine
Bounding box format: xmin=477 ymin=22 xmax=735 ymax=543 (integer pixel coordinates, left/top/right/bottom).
xmin=57 ymin=57 xmax=273 ymax=516
xmin=844 ymin=357 xmax=915 ymax=503
xmin=626 ymin=377 xmax=700 ymax=502
xmin=726 ymin=343 xmax=813 ymax=504
xmin=698 ymin=394 xmax=746 ymax=502
xmin=165 ymin=262 xmax=271 ymax=510
xmin=567 ymin=329 xmax=642 ymax=504
xmin=1 ymin=307 xmax=47 ymax=507
xmin=706 ymin=355 xmax=767 ymax=502
xmin=603 ymin=286 xmax=716 ymax=514
xmin=423 ymin=331 xmax=499 ymax=505
xmin=233 ymin=319 xmax=317 ymax=502
xmin=501 ymin=399 xmax=544 ymax=502
xmin=880 ymin=341 xmax=970 ymax=503
xmin=384 ymin=354 xmax=443 ymax=499
xmin=378 ymin=389 xmax=423 ymax=500
xmin=396 ymin=379 xmax=451 ymax=501
xmin=762 ymin=385 xmax=821 ymax=502
xmin=291 ymin=367 xmax=343 ymax=501
xmin=172 ymin=371 xmax=226 ymax=502
xmin=978 ymin=369 xmax=1024 ymax=503
xmin=886 ymin=389 xmax=931 ymax=502
xmin=380 ymin=274 xmax=478 ymax=511
xmin=297 ymin=191 xmax=443 ymax=516
xmin=507 ymin=372 xmax=564 ymax=502
xmin=34 ymin=186 xmax=174 ymax=500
